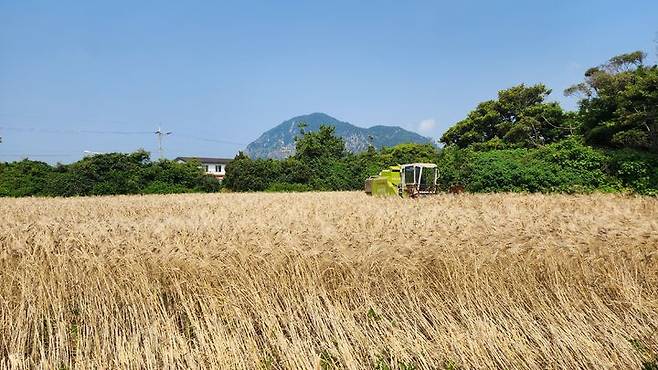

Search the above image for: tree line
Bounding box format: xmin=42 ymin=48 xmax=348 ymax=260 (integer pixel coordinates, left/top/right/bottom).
xmin=0 ymin=151 xmax=221 ymax=197
xmin=226 ymin=51 xmax=657 ymax=195
xmin=1 ymin=50 xmax=656 ymax=196
xmin=441 ymin=51 xmax=656 ymax=151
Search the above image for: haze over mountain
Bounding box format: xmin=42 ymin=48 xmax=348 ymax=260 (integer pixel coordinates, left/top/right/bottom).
xmin=245 ymin=113 xmax=434 ymax=159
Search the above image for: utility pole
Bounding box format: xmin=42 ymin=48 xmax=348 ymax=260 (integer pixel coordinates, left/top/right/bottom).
xmin=154 ymin=126 xmax=172 ymax=160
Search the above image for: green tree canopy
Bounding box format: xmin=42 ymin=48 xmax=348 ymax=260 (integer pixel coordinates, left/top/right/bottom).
xmin=379 ymin=143 xmax=438 ymax=165
xmin=0 ymin=151 xmax=221 ymax=197
xmin=565 ymin=51 xmax=657 ymax=151
xmin=294 ymin=124 xmax=346 ymax=161
xmin=441 ymin=84 xmax=574 ymax=149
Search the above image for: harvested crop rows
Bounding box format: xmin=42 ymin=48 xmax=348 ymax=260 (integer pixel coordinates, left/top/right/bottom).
xmin=1 ymin=192 xmax=657 ymax=369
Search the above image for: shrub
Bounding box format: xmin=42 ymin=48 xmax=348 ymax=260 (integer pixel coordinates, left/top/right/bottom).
xmin=606 ymin=149 xmax=658 ymax=195
xmin=0 ymin=152 xmax=220 ymax=197
xmin=437 ymin=139 xmax=638 ymax=194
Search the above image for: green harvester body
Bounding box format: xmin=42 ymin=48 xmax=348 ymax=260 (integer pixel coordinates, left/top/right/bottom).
xmin=365 ymin=163 xmax=438 ymax=198
xmin=369 ymin=166 xmax=401 ymax=197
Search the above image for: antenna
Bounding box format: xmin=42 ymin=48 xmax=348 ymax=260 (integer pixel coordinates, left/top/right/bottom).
xmin=154 ymin=126 xmax=172 ymax=159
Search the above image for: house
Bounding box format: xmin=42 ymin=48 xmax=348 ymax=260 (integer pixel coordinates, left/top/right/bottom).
xmin=175 ymin=157 xmax=232 ymax=180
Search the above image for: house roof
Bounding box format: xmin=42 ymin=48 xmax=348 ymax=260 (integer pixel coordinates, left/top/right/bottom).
xmin=175 ymin=157 xmax=233 ymax=164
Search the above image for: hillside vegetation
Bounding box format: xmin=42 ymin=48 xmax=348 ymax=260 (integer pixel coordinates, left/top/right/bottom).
xmin=244 ymin=112 xmax=433 ymax=159
xmin=1 ymin=192 xmax=657 ymax=369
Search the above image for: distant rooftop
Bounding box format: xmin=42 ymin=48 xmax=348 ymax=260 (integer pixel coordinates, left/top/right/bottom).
xmin=175 ymin=157 xmax=233 ymax=164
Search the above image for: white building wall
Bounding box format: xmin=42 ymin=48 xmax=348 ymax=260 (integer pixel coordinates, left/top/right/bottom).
xmin=176 ymin=159 xmax=228 ymax=176
xmin=201 ymin=162 xmax=226 ymax=175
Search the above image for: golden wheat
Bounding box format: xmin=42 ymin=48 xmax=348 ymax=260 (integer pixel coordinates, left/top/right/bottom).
xmin=0 ymin=192 xmax=657 ymax=369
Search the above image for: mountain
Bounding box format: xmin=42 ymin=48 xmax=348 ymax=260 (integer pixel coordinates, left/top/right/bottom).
xmin=245 ymin=113 xmax=434 ymax=159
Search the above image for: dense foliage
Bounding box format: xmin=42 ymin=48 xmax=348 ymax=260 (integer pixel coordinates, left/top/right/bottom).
xmin=565 ymin=51 xmax=657 ymax=151
xmin=2 ymin=50 xmax=656 ymax=197
xmin=440 ymin=84 xmax=578 ymax=149
xmin=225 ymin=51 xmax=658 ymax=195
xmin=0 ymin=151 xmax=221 ymax=197
xmin=225 ymin=129 xmax=658 ymax=195
xmin=224 ymin=125 xmax=438 ymax=193
xmin=438 ymin=138 xmax=658 ymax=194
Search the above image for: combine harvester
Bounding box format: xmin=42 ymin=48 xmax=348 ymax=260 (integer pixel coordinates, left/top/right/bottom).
xmin=365 ymin=163 xmax=438 ymax=198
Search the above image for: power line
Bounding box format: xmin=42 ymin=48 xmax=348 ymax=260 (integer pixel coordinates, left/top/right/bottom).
xmin=0 ymin=125 xmax=248 ymax=145
xmin=175 ymin=133 xmax=246 ymax=146
xmin=0 ymin=125 xmax=153 ymax=135
xmin=0 ymin=124 xmax=249 ymax=161
xmin=0 ymin=153 xmax=78 ymax=158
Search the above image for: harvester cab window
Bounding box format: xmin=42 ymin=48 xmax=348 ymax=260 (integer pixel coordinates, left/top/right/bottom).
xmin=415 ymin=166 xmax=423 ymax=185
xmin=418 ymin=168 xmax=434 ymax=190
xmin=404 ymin=166 xmax=415 ymax=185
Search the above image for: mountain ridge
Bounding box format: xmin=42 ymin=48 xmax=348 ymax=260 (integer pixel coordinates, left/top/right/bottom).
xmin=245 ymin=113 xmax=434 ymax=159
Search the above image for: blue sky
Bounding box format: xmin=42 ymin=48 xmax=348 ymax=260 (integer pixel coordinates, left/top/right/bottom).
xmin=1 ymin=0 xmax=656 ymax=163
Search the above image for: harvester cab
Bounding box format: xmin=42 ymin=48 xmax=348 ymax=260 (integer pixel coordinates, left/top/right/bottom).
xmin=365 ymin=163 xmax=438 ymax=198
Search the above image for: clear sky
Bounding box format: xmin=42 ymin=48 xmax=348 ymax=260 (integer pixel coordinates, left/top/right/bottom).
xmin=1 ymin=0 xmax=656 ymax=163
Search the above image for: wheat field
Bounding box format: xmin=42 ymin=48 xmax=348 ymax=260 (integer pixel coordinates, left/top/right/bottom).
xmin=0 ymin=192 xmax=657 ymax=369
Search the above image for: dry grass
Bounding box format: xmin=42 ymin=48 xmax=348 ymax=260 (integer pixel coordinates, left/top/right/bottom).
xmin=1 ymin=192 xmax=657 ymax=369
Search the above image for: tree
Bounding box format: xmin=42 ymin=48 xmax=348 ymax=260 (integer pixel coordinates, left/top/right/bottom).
xmin=223 ymin=157 xmax=280 ymax=192
xmin=65 ymin=151 xmax=149 ymax=195
xmin=223 ymin=151 xmax=282 ymax=192
xmin=378 ymin=143 xmax=438 ymax=165
xmin=294 ymin=124 xmax=346 ymax=161
xmin=0 ymin=160 xmax=52 ymax=196
xmin=441 ymin=84 xmax=573 ymax=149
xmin=0 ymin=151 xmax=220 ymax=197
xmin=565 ymin=51 xmax=657 ymax=151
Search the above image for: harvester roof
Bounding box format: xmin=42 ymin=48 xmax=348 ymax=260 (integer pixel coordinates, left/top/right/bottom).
xmin=401 ymin=163 xmax=437 ymax=168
